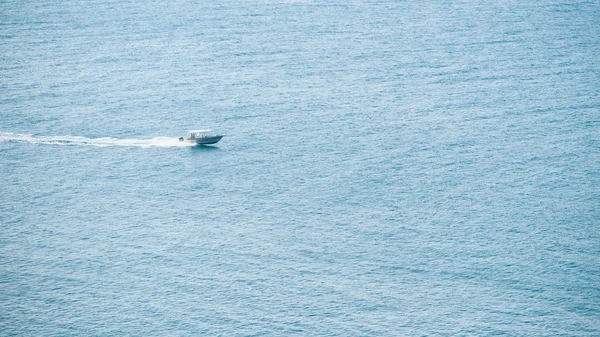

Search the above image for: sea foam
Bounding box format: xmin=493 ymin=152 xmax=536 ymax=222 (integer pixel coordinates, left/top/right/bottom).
xmin=0 ymin=132 xmax=194 ymax=148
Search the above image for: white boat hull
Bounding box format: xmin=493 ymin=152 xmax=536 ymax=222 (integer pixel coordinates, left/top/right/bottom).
xmin=185 ymin=135 xmax=223 ymax=145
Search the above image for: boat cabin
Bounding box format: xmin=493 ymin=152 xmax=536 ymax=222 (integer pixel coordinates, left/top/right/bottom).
xmin=188 ymin=130 xmax=213 ymax=139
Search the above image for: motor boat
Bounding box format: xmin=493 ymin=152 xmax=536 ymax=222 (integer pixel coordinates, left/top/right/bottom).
xmin=179 ymin=129 xmax=224 ymax=145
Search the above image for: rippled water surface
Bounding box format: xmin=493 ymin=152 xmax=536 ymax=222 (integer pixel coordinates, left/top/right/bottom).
xmin=1 ymin=0 xmax=599 ymax=335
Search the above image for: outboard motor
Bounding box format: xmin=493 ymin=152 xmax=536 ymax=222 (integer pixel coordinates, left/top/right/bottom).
xmin=178 ymin=137 xmax=184 ymax=142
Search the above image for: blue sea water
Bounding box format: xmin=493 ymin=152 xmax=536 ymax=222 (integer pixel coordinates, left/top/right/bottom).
xmin=1 ymin=0 xmax=599 ymax=335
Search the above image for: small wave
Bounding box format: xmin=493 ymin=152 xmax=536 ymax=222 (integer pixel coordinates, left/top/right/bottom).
xmin=0 ymin=133 xmax=195 ymax=148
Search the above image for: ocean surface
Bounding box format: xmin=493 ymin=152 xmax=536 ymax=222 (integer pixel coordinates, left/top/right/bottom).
xmin=1 ymin=0 xmax=599 ymax=335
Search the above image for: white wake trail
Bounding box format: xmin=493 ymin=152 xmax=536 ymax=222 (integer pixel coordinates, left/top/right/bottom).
xmin=0 ymin=133 xmax=195 ymax=148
